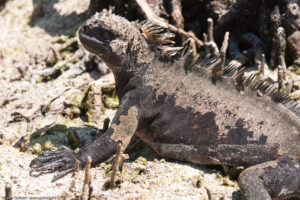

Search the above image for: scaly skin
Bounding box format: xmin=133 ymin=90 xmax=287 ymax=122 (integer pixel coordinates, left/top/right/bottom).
xmin=30 ymin=11 xmax=300 ymax=199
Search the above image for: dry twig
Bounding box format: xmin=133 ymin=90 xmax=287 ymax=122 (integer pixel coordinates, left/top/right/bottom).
xmin=270 ymin=5 xmax=281 ymax=69
xmin=260 ymin=53 xmax=265 ymax=76
xmin=205 ymin=18 xmax=219 ymax=57
xmin=207 ymin=18 xmax=214 ymax=42
xmin=58 ymin=37 xmax=78 ymax=52
xmin=5 ymin=183 xmax=12 ymax=200
xmin=110 ymin=143 xmax=122 ymax=188
xmin=277 ymin=27 xmax=288 ymax=92
xmin=220 ymin=32 xmax=230 ymax=70
xmin=81 ymin=156 xmax=92 ymax=200
xmin=203 ymin=33 xmax=211 ymax=59
xmin=277 ymin=27 xmax=287 ymax=80
xmin=48 ymin=37 xmax=78 ymax=66
xmin=50 ymin=46 xmax=62 ymax=61
xmin=211 ymin=32 xmax=229 ymax=78
xmin=38 ymin=49 xmax=84 ymax=79
xmin=278 ymin=65 xmax=284 ymax=91
xmin=69 ymin=160 xmax=80 ymax=193
xmin=183 ymin=38 xmax=199 ymax=68
xmin=285 ymin=80 xmax=293 ymax=96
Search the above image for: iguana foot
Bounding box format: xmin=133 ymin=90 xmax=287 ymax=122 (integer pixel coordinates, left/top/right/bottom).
xmin=238 ymin=155 xmax=300 ymax=200
xmin=30 ymin=150 xmax=84 ymax=182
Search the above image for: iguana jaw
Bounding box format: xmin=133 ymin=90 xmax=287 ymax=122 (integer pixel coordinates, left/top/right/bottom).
xmin=78 ymin=30 xmax=107 ymax=55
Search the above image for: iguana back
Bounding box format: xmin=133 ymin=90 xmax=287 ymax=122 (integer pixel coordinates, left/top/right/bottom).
xmin=139 ymin=56 xmax=300 ymax=167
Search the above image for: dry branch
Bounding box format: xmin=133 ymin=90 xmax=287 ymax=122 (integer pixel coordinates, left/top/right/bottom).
xmin=211 ymin=32 xmax=229 ymax=78
xmin=260 ymin=53 xmax=265 ymax=76
xmin=50 ymin=46 xmax=62 ymax=61
xmin=203 ymin=18 xmax=220 ymax=58
xmin=220 ymin=32 xmax=230 ymax=70
xmin=69 ymin=160 xmax=80 ymax=194
xmin=47 ymin=37 xmax=78 ymax=76
xmin=278 ymin=65 xmax=284 ymax=92
xmin=277 ymin=27 xmax=287 ymax=80
xmin=81 ymin=156 xmax=92 ymax=200
xmin=286 ymin=80 xmax=293 ymax=96
xmin=110 ymin=143 xmax=122 ymax=188
xmin=58 ymin=37 xmax=78 ymax=52
xmin=207 ymin=18 xmax=214 ymax=42
xmin=38 ymin=49 xmax=84 ymax=79
xmin=183 ymin=38 xmax=199 ymax=68
xmin=270 ymin=5 xmax=281 ymax=69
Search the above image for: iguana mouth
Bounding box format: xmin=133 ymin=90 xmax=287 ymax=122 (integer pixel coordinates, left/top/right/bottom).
xmin=78 ymin=30 xmax=108 ymax=55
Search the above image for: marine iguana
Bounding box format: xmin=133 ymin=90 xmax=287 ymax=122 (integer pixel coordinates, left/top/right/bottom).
xmin=30 ymin=11 xmax=300 ymax=200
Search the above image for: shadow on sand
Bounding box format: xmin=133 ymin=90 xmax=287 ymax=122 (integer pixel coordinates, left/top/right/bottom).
xmin=29 ymin=0 xmax=89 ymax=36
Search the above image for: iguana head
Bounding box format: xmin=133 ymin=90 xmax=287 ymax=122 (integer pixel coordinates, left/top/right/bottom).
xmin=79 ymin=11 xmax=150 ymax=72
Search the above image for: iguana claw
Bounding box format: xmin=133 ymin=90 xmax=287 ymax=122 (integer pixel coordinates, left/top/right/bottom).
xmin=30 ymin=150 xmax=82 ymax=182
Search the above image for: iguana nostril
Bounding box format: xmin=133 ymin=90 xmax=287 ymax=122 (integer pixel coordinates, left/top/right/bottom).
xmin=82 ymin=24 xmax=89 ymax=31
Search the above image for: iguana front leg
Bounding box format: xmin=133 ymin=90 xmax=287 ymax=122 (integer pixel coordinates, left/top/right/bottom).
xmin=30 ymin=93 xmax=140 ymax=182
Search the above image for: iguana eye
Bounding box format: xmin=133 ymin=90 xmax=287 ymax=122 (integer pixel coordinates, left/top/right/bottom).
xmin=102 ymin=30 xmax=110 ymax=38
xmin=99 ymin=29 xmax=117 ymax=41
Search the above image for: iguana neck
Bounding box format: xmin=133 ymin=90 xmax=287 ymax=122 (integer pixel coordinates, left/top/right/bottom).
xmin=109 ymin=32 xmax=155 ymax=98
xmin=113 ymin=70 xmax=135 ymax=98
